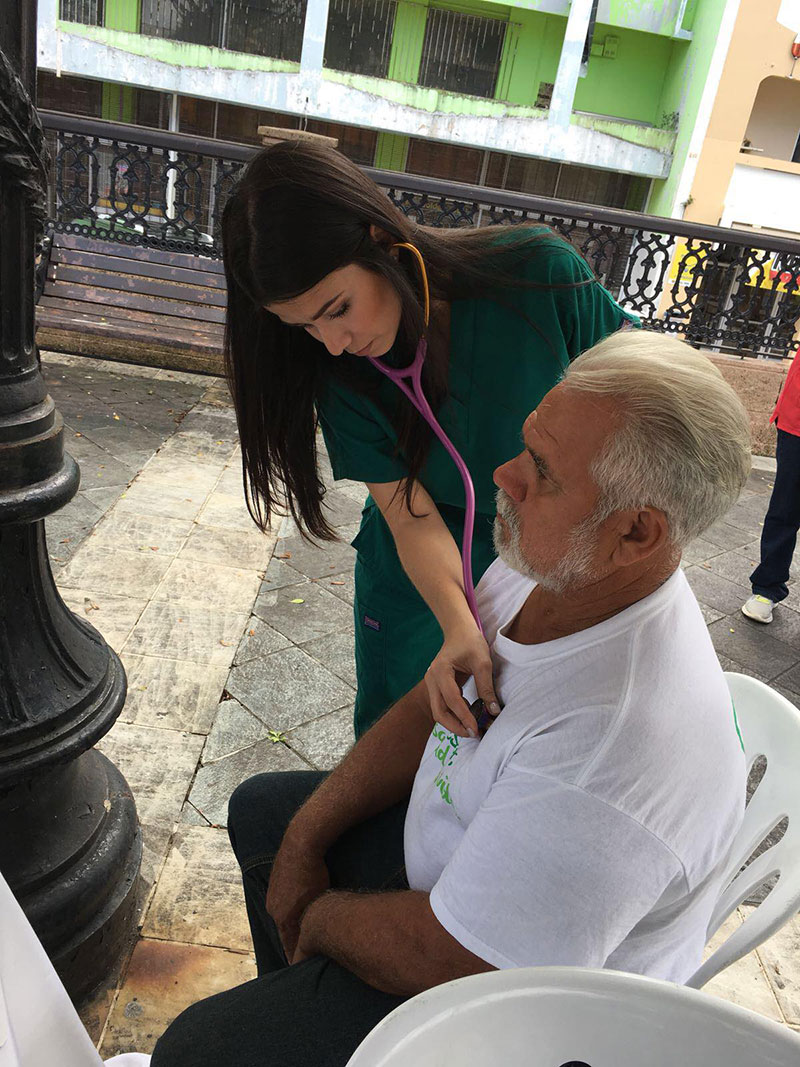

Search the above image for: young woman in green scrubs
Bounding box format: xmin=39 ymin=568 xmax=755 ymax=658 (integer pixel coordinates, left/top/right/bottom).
xmin=222 ymin=140 xmax=636 ymax=738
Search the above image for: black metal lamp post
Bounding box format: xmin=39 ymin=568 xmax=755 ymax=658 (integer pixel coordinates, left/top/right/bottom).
xmin=0 ymin=2 xmax=141 ymax=1000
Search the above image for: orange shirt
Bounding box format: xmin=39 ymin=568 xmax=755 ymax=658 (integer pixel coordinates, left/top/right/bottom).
xmin=772 ymin=349 xmax=800 ymax=438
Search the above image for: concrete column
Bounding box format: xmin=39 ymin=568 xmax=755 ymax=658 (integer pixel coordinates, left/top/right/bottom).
xmin=300 ymin=0 xmax=331 ymax=73
xmin=548 ymin=0 xmax=594 ymax=132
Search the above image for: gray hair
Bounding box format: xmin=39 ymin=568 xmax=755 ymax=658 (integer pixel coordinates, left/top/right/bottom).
xmin=561 ymin=329 xmax=752 ymax=548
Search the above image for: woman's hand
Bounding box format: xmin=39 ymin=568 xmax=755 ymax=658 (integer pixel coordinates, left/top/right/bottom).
xmin=266 ymin=831 xmax=330 ymax=962
xmin=425 ymin=624 xmax=500 ymax=738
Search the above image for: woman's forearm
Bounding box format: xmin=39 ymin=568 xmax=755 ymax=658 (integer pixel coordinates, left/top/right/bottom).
xmin=367 ymin=479 xmax=477 ymax=640
xmin=395 ymin=513 xmax=477 ymax=637
xmin=366 ymin=479 xmax=498 ymax=732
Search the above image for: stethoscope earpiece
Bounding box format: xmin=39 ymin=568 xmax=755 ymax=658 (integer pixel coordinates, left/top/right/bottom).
xmin=390 ymin=242 xmax=430 ymax=328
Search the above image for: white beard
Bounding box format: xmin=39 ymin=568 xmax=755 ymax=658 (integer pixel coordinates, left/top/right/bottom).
xmin=493 ymin=489 xmax=602 ymax=595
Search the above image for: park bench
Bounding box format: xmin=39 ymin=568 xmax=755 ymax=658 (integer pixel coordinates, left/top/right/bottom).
xmin=35 ymin=232 xmax=226 ymax=375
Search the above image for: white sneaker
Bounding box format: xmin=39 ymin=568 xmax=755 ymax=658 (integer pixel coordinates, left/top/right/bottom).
xmin=741 ymin=595 xmax=774 ymax=623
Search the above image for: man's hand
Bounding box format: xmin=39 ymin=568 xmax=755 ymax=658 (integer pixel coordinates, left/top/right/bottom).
xmin=425 ymin=624 xmax=500 ymax=738
xmin=266 ymin=832 xmax=330 ymax=962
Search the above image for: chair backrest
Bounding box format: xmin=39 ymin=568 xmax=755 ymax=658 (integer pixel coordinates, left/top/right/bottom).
xmin=0 ymin=870 xmax=150 ymax=1066
xmin=687 ymin=672 xmax=800 ymax=988
xmin=345 ymin=966 xmax=800 ymax=1067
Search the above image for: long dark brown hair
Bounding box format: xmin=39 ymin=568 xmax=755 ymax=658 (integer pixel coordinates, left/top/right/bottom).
xmin=222 ymin=139 xmax=584 ymax=540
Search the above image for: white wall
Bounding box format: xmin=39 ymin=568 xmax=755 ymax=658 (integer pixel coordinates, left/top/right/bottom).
xmin=722 ymin=163 xmax=800 ymax=234
xmin=744 ymin=76 xmax=800 ymax=160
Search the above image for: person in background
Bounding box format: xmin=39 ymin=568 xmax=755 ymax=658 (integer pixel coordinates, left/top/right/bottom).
xmin=742 ymin=348 xmax=800 ymax=624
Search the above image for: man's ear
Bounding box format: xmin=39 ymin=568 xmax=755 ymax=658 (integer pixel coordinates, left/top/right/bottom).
xmin=610 ymin=507 xmax=671 ymax=567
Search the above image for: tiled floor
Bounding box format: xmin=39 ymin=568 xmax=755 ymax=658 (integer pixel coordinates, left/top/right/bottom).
xmin=31 ymin=352 xmax=800 ymax=1053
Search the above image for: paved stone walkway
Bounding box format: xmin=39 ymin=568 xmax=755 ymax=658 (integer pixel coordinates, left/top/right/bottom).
xmin=36 ymin=352 xmax=800 ymax=1055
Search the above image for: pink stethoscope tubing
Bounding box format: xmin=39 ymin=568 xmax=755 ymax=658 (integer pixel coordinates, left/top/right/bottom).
xmin=367 ymin=242 xmax=484 ymax=638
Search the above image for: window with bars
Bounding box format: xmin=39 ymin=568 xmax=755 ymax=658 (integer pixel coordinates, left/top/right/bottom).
xmin=418 ymin=8 xmax=507 ymax=100
xmin=324 ymin=0 xmax=397 ymax=79
xmin=226 ymin=0 xmax=306 ymax=61
xmin=139 ymin=0 xmax=306 ymax=62
xmin=59 ymin=0 xmax=103 ymax=24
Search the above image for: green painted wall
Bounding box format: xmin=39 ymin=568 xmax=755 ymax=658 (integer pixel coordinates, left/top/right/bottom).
xmin=374 ymin=0 xmax=429 ymax=169
xmin=501 ymin=10 xmax=562 ymax=106
xmin=681 ymin=0 xmax=700 ymax=32
xmin=464 ymin=0 xmax=698 ymax=37
xmin=647 ymin=0 xmax=727 ymax=216
xmin=101 ymin=81 xmax=136 ymax=122
xmin=101 ymin=0 xmax=140 ymax=122
xmin=104 ymin=0 xmax=140 ymax=32
xmin=498 ymin=12 xmax=678 ymax=125
xmin=573 ymin=23 xmax=675 ymax=124
xmin=375 ymin=132 xmax=410 ymax=169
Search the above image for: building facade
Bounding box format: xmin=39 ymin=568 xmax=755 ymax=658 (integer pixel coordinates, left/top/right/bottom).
xmin=37 ymin=0 xmax=736 ymax=212
xmin=676 ymin=0 xmax=800 ymax=235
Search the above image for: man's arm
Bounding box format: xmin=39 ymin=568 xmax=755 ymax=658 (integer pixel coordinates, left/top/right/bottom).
xmin=285 ymin=679 xmax=433 ymax=852
xmin=267 ymin=679 xmax=433 ymax=957
xmin=295 ymin=890 xmax=494 ymax=996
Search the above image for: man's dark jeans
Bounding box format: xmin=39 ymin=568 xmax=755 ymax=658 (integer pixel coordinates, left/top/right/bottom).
xmin=750 ymin=426 xmax=800 ymax=603
xmin=150 ymin=771 xmax=410 ymax=1067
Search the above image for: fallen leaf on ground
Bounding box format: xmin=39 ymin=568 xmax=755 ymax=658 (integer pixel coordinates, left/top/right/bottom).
xmin=83 ymin=598 xmax=100 ymax=613
xmin=290 ymin=598 xmax=305 ymax=604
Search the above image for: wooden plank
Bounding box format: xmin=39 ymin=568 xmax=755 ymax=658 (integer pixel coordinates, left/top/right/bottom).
xmin=43 ymin=280 xmax=226 ymax=323
xmin=47 ymin=264 xmax=228 ymax=308
xmin=36 ymin=325 xmax=225 ymax=376
xmin=37 ymin=303 xmax=222 ymax=345
xmin=52 ymin=232 xmax=225 ymax=273
xmin=51 ymin=246 xmax=227 ymax=290
xmin=36 ymin=308 xmax=221 ymax=351
xmin=39 ymin=295 xmax=224 ymax=337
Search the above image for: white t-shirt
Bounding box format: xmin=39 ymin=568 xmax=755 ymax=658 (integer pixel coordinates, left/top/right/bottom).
xmin=404 ymin=559 xmax=745 ymax=983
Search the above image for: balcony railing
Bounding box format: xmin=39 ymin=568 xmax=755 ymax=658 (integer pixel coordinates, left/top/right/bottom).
xmin=40 ymin=111 xmax=800 ymax=359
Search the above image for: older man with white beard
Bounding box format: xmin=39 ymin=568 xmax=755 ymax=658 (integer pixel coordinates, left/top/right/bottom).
xmin=152 ymin=331 xmax=752 ymax=1067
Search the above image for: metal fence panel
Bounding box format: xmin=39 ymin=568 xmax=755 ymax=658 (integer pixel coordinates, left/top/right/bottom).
xmin=39 ymin=112 xmax=800 ymax=359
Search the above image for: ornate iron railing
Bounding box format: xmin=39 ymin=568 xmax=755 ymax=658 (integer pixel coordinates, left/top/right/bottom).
xmin=40 ymin=110 xmax=800 ymax=359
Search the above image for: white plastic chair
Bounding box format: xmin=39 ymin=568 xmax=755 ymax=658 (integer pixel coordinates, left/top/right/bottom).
xmin=0 ymin=869 xmax=150 ymax=1067
xmin=346 ymin=966 xmax=800 ymax=1067
xmin=687 ymin=671 xmax=800 ymax=988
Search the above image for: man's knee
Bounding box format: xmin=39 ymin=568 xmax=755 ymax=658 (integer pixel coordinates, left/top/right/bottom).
xmin=151 ymin=999 xmax=218 ymax=1067
xmin=228 ymin=770 xmax=325 ymax=865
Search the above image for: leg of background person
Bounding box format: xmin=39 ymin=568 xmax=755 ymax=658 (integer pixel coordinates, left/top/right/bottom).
xmin=750 ymin=427 xmax=800 ymax=603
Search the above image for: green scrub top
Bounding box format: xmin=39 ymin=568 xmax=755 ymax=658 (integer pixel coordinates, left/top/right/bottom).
xmin=317 ymin=237 xmax=637 ymax=737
